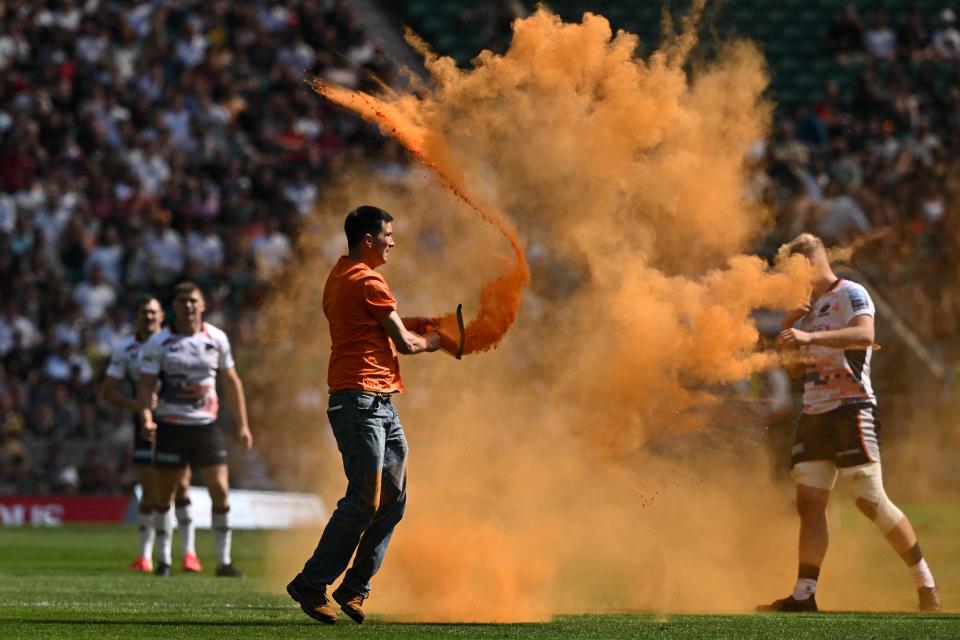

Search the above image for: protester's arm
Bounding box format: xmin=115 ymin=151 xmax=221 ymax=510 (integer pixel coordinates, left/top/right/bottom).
xmin=379 ymin=311 xmax=441 ymax=354
xmin=402 ymin=316 xmax=438 ymax=333
xmin=221 ymin=367 xmax=253 ymax=451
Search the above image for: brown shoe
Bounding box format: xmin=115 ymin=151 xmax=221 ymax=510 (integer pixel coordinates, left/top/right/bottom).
xmin=332 ymin=586 xmax=366 ymax=624
xmin=919 ymin=585 xmax=942 ymax=613
xmin=287 ymin=575 xmax=336 ymax=624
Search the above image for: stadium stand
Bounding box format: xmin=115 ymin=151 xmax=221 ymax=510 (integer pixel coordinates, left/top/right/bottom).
xmin=0 ymin=0 xmax=397 ymax=496
xmin=3 ymin=0 xmax=959 ymax=496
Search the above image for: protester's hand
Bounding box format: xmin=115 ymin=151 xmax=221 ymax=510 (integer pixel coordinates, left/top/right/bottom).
xmin=237 ymin=426 xmax=254 ymax=452
xmin=424 ymin=331 xmax=442 ymax=352
xmin=776 ymin=328 xmax=812 ymax=350
xmin=405 ymin=316 xmax=438 ymax=334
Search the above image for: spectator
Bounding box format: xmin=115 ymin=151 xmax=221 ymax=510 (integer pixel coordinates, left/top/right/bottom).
xmin=0 ymin=420 xmax=30 ymax=495
xmin=144 ymin=207 xmax=185 ymax=286
xmin=42 ymin=341 xmax=93 ymax=386
xmin=252 ymin=216 xmax=292 ymax=280
xmin=932 ymin=8 xmax=960 ymax=59
xmin=78 ymin=448 xmax=117 ymax=494
xmin=825 ymin=4 xmax=864 ymax=59
xmin=36 ymin=445 xmax=79 ymax=495
xmin=73 ymin=265 xmax=117 ymax=323
xmin=898 ymin=6 xmax=933 ymax=60
xmin=864 ymin=10 xmax=896 ymax=60
xmin=817 ymin=182 xmax=872 ymax=245
xmin=84 ymin=225 xmax=125 ymax=286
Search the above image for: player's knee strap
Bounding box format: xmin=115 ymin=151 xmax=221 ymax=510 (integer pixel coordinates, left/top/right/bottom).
xmin=791 ymin=461 xmax=838 ymax=491
xmin=840 ymin=463 xmax=904 ymax=534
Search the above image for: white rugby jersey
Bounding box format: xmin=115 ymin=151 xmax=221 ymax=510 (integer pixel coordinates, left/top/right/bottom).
xmin=796 ymin=279 xmax=877 ymax=414
xmin=139 ymin=322 xmax=234 ymax=425
xmin=105 ymin=334 xmax=145 ymax=386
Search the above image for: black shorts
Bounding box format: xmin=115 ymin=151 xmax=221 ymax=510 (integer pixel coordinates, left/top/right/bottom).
xmin=132 ymin=414 xmax=154 ymax=465
xmin=790 ymin=404 xmax=881 ymax=468
xmin=153 ymin=422 xmax=228 ymax=469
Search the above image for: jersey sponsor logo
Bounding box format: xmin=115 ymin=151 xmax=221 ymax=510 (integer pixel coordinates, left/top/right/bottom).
xmin=849 ymin=290 xmax=869 ymax=311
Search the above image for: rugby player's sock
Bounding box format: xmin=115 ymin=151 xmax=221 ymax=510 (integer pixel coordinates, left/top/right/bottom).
xmin=154 ymin=508 xmax=174 ymax=566
xmin=901 ymin=544 xmax=936 ymax=588
xmin=175 ymin=500 xmax=196 ymax=556
xmin=792 ymin=563 xmax=820 ymax=601
xmin=212 ymin=508 xmax=232 ymax=566
xmin=138 ymin=511 xmax=156 ymax=559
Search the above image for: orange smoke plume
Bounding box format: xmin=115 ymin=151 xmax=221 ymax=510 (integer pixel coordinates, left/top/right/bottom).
xmin=250 ymin=4 xmax=947 ymax=624
xmin=310 ymin=79 xmax=529 ymax=355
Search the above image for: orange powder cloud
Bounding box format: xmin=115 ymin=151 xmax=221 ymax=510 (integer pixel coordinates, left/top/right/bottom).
xmin=248 ymin=5 xmax=941 ymax=623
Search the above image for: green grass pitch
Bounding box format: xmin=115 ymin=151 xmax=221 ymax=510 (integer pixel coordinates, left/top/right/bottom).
xmin=0 ymin=523 xmax=957 ymax=639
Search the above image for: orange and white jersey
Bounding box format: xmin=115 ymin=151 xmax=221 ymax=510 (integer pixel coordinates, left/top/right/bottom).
xmin=140 ymin=322 xmax=234 ymax=425
xmin=797 ymin=279 xmax=876 ymax=415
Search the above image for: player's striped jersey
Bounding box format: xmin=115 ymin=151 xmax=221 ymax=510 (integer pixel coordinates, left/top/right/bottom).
xmin=139 ymin=323 xmax=234 ymax=426
xmin=796 ymin=279 xmax=876 ymax=415
xmin=105 ymin=334 xmax=146 ymax=386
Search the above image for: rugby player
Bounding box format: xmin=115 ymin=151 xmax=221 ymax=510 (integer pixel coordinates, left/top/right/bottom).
xmin=137 ymin=282 xmax=253 ymax=577
xmin=759 ymin=233 xmax=940 ymax=613
xmin=100 ymin=297 xmax=201 ymax=573
xmin=286 ymin=205 xmax=441 ymax=624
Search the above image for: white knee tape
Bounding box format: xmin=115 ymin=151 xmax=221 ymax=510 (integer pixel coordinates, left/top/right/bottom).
xmin=791 ymin=461 xmax=838 ymax=491
xmin=840 ymin=463 xmax=904 ymax=534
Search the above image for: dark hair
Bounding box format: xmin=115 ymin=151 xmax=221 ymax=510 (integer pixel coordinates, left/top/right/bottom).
xmin=135 ymin=295 xmax=161 ymax=311
xmin=172 ymin=281 xmax=204 ymax=300
xmin=344 ymin=205 xmax=393 ymax=249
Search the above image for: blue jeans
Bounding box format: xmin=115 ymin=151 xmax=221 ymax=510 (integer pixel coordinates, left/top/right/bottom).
xmin=301 ymin=391 xmax=408 ymax=596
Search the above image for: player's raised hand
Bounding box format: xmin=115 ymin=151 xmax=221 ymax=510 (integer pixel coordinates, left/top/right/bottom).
xmin=237 ymin=426 xmax=254 ymax=452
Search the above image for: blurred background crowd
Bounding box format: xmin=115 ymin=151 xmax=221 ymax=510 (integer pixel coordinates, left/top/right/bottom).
xmin=0 ymin=0 xmax=398 ymax=495
xmin=2 ymin=0 xmax=959 ymax=495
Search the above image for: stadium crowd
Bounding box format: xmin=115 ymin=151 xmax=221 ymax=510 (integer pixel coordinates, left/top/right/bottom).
xmin=0 ymin=0 xmax=397 ymax=496
xmin=2 ymin=1 xmax=959 ymax=496
xmin=756 ymin=4 xmax=960 ymax=384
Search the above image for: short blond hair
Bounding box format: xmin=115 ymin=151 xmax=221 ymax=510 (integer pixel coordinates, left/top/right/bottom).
xmin=779 ymin=233 xmax=825 ymax=260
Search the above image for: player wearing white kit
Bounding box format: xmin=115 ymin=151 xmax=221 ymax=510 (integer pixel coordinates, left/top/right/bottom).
xmin=137 ymin=282 xmax=253 ymax=577
xmin=100 ymin=297 xmax=201 ymax=573
xmin=759 ymin=234 xmax=941 ymax=613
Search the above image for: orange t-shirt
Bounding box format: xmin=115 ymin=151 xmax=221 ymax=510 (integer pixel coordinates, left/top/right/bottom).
xmin=323 ymin=256 xmax=404 ymax=393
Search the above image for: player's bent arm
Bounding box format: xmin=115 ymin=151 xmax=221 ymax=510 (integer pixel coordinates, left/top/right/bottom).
xmin=135 ymin=372 xmax=159 ymax=439
xmin=379 ymin=311 xmax=440 ymax=354
xmin=809 ymin=314 xmax=875 ymax=349
xmin=136 ymin=373 xmax=158 ymax=412
xmin=100 ymin=376 xmax=138 ymax=411
xmin=221 ymin=366 xmax=253 ymax=451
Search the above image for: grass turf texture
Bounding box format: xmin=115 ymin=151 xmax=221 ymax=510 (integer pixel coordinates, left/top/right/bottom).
xmin=1 ymin=520 xmax=958 ymax=639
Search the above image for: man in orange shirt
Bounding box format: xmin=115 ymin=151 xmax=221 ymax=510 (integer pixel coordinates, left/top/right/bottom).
xmin=287 ymin=205 xmax=441 ymax=625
